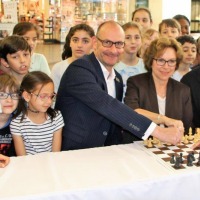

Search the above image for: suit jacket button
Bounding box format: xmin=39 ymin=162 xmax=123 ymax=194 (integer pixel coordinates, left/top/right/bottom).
xmin=103 ymin=131 xmax=108 ymax=136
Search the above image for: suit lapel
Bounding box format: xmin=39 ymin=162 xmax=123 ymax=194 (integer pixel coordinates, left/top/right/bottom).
xmin=114 ymin=73 xmax=123 ymax=101
xmin=89 ymin=53 xmax=108 ymax=93
xmin=165 ymin=78 xmax=174 ymax=116
xmin=148 ymin=74 xmax=159 ymax=113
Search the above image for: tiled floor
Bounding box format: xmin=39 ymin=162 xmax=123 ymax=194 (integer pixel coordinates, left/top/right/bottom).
xmin=35 ymin=42 xmax=64 ymax=69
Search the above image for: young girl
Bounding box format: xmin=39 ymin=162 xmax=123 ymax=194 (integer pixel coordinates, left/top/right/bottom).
xmin=159 ymin=18 xmax=181 ymax=39
xmin=51 ymin=24 xmax=94 ymax=92
xmin=10 ymin=71 xmax=64 ymax=156
xmin=114 ymin=22 xmax=147 ymax=97
xmin=132 ymin=7 xmax=153 ymax=32
xmin=13 ymin=22 xmax=51 ymax=76
xmin=139 ymin=28 xmax=159 ymax=58
xmin=173 ymin=14 xmax=190 ymax=35
xmin=0 ymin=74 xmax=19 ymax=157
xmin=0 ymin=35 xmax=31 ymax=85
xmin=172 ymin=35 xmax=197 ymax=81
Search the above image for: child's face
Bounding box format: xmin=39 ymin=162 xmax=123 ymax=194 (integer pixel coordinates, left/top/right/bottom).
xmin=22 ymin=30 xmax=38 ymax=53
xmin=6 ymin=50 xmax=31 ymax=75
xmin=0 ymin=87 xmax=19 ymax=114
xmin=124 ymin=27 xmax=142 ymax=54
xmin=132 ymin=10 xmax=152 ymax=31
xmin=181 ymin=42 xmax=197 ymax=65
xmin=70 ymin=30 xmax=94 ymax=59
xmin=177 ymin=19 xmax=190 ymax=35
xmin=160 ymin=24 xmax=180 ymax=39
xmin=142 ymin=32 xmax=159 ymax=50
xmin=25 ymin=82 xmax=55 ymax=113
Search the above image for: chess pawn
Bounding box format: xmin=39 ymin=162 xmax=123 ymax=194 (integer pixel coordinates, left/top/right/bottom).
xmin=197 ymin=128 xmax=200 ymax=140
xmin=197 ymin=152 xmax=200 ymax=166
xmin=174 ymin=156 xmax=181 ymax=169
xmin=187 ymin=153 xmax=193 ymax=166
xmin=143 ymin=139 xmax=148 ymax=146
xmin=170 ymin=154 xmax=175 ymax=164
xmin=193 ymin=135 xmax=198 ymax=143
xmin=183 ymin=135 xmax=189 ymax=144
xmin=188 ymin=128 xmax=193 ymax=141
xmin=147 ymin=138 xmax=153 ymax=148
xmin=157 ymin=140 xmax=162 ymax=147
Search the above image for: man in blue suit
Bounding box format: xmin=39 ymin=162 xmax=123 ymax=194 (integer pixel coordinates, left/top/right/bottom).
xmin=55 ymin=21 xmax=183 ymax=150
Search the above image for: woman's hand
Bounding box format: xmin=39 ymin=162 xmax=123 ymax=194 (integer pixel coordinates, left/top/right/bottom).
xmin=163 ymin=116 xmax=184 ymax=132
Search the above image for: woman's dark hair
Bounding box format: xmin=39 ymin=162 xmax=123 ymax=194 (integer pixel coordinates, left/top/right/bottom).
xmin=13 ymin=22 xmax=40 ymax=38
xmin=0 ymin=35 xmax=31 ymax=61
xmin=15 ymin=71 xmax=57 ymax=122
xmin=62 ymin=23 xmax=95 ymax=60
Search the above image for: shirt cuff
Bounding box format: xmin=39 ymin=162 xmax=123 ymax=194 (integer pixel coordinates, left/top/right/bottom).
xmin=142 ymin=122 xmax=157 ymax=140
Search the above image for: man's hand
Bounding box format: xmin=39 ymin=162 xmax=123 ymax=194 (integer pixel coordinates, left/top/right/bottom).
xmin=151 ymin=126 xmax=184 ymax=145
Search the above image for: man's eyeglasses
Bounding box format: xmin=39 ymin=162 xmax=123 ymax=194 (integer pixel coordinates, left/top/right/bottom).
xmin=30 ymin=92 xmax=56 ymax=102
xmin=0 ymin=92 xmax=20 ymax=100
xmin=153 ymin=58 xmax=177 ymax=67
xmin=96 ymin=36 xmax=125 ymax=49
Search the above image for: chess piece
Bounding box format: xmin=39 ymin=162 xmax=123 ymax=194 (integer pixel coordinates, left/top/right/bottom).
xmin=193 ymin=134 xmax=198 ymax=143
xmin=147 ymin=138 xmax=153 ymax=148
xmin=157 ymin=139 xmax=162 ymax=147
xmin=191 ymin=152 xmax=195 ymax=161
xmin=187 ymin=153 xmax=193 ymax=166
xmin=179 ymin=153 xmax=184 ymax=163
xmin=143 ymin=139 xmax=148 ymax=146
xmin=183 ymin=135 xmax=189 ymax=144
xmin=188 ymin=128 xmax=193 ymax=141
xmin=174 ymin=156 xmax=181 ymax=169
xmin=170 ymin=154 xmax=175 ymax=164
xmin=197 ymin=152 xmax=200 ymax=166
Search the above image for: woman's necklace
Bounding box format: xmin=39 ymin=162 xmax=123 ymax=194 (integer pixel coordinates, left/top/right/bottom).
xmin=27 ymin=107 xmax=39 ymax=113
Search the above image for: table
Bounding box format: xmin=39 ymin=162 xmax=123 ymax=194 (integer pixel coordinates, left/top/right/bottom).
xmin=0 ymin=142 xmax=200 ymax=200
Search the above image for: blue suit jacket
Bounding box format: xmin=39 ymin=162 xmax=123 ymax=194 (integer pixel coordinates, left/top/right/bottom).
xmin=55 ymin=53 xmax=152 ymax=150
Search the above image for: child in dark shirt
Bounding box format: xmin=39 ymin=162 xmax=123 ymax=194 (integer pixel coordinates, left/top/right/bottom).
xmin=0 ymin=74 xmax=20 ymax=156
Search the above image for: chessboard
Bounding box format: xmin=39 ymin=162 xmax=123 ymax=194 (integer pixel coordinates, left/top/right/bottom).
xmin=139 ymin=128 xmax=200 ymax=170
xmin=143 ymin=141 xmax=200 ymax=170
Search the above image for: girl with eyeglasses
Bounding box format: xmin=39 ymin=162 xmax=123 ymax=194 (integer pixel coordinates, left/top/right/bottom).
xmin=123 ymin=37 xmax=192 ymax=143
xmin=10 ymin=71 xmax=64 ymax=156
xmin=0 ymin=74 xmax=19 ymax=156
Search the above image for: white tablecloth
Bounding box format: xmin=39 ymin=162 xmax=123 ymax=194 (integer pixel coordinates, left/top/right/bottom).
xmin=0 ymin=142 xmax=200 ymax=200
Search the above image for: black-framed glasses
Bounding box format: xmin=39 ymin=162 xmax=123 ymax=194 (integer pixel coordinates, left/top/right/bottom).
xmin=153 ymin=58 xmax=177 ymax=67
xmin=96 ymin=36 xmax=125 ymax=49
xmin=30 ymin=92 xmax=56 ymax=102
xmin=0 ymin=92 xmax=20 ymax=100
